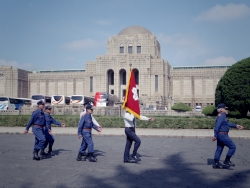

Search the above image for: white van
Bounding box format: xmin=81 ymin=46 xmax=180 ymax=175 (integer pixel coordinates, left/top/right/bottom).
xmin=195 ymin=106 xmax=202 ymax=112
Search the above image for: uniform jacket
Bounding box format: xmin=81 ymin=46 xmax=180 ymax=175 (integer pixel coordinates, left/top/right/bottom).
xmin=25 ymin=109 xmax=45 ymax=130
xmin=45 ymin=113 xmax=61 ymax=130
xmin=214 ymin=112 xmax=237 ymax=137
xmin=78 ymin=113 xmax=98 ymax=135
xmin=80 ymin=109 xmax=100 ymax=126
xmin=123 ymin=112 xmax=150 ymax=128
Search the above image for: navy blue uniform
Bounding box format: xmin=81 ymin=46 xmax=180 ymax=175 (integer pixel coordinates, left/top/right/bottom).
xmin=44 ymin=113 xmax=61 ymax=149
xmin=78 ymin=113 xmax=98 ymax=154
xmin=25 ymin=109 xmax=46 ymax=151
xmin=214 ymin=113 xmax=237 ymax=161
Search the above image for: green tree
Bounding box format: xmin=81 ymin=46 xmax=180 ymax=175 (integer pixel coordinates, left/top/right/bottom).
xmin=171 ymin=102 xmax=192 ymax=112
xmin=202 ymin=105 xmax=217 ymax=116
xmin=215 ymin=57 xmax=250 ymax=117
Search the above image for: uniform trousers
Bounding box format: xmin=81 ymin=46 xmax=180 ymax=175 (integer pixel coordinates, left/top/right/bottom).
xmin=32 ymin=126 xmax=46 ymax=151
xmin=44 ymin=127 xmax=55 ymax=149
xmin=79 ymin=130 xmax=94 ymax=154
xmin=214 ymin=133 xmax=236 ymax=161
xmin=124 ymin=127 xmax=141 ymax=161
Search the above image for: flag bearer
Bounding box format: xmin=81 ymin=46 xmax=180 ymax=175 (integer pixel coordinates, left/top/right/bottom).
xmin=123 ymin=111 xmax=154 ymax=163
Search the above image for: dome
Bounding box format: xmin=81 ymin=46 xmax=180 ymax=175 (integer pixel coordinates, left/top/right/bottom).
xmin=118 ymin=26 xmax=152 ymax=36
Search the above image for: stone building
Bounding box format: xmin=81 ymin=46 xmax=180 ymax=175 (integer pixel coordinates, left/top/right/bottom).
xmin=0 ymin=66 xmax=30 ymax=98
xmin=170 ymin=66 xmax=229 ymax=108
xmin=0 ymin=26 xmax=230 ymax=108
xmin=28 ymin=69 xmax=85 ymax=97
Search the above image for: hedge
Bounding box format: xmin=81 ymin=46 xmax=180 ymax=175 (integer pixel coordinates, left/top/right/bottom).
xmin=0 ymin=115 xmax=249 ymax=129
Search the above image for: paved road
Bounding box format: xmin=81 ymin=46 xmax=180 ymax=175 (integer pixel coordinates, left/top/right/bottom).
xmin=0 ymin=134 xmax=250 ymax=188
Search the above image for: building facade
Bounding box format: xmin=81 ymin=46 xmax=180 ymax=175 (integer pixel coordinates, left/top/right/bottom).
xmin=0 ymin=26 xmax=230 ymax=108
xmin=0 ymin=66 xmax=30 ymax=98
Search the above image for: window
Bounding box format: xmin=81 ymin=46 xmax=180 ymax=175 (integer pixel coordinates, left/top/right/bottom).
xmin=134 ymin=69 xmax=139 ymax=85
xmin=120 ymin=44 xmax=124 ymax=53
xmin=155 ymin=75 xmax=158 ymax=92
xmin=111 ymin=90 xmax=114 ymax=94
xmin=111 ymin=72 xmax=114 ymax=85
xmin=90 ymin=77 xmax=93 ymax=92
xmin=137 ymin=46 xmax=141 ymax=54
xmin=137 ymin=89 xmax=139 ymax=97
xmin=122 ymin=72 xmax=126 ymax=85
xmin=123 ymin=89 xmax=126 ymax=99
xmin=128 ymin=44 xmax=132 ymax=54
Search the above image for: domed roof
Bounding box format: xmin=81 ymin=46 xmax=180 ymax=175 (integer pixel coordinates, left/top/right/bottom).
xmin=118 ymin=26 xmax=152 ymax=36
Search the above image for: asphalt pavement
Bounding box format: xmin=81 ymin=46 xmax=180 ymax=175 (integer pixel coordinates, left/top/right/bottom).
xmin=0 ymin=133 xmax=250 ymax=188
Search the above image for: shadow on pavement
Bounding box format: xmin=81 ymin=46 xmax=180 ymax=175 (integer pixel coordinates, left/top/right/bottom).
xmin=18 ymin=152 xmax=250 ymax=188
xmin=82 ymin=153 xmax=250 ymax=187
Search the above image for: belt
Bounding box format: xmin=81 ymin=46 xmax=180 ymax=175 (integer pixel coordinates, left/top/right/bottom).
xmin=33 ymin=124 xmax=43 ymax=128
xmin=82 ymin=128 xmax=92 ymax=130
xmin=219 ymin=132 xmax=228 ymax=134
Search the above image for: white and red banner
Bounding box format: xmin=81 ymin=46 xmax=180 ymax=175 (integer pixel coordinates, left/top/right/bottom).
xmin=122 ymin=69 xmax=140 ymax=119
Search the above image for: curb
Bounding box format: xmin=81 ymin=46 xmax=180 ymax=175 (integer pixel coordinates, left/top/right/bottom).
xmin=0 ymin=132 xmax=249 ymax=139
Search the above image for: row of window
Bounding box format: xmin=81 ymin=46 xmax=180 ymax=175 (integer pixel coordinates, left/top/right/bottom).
xmin=120 ymin=45 xmax=141 ymax=54
xmin=90 ymin=75 xmax=159 ymax=92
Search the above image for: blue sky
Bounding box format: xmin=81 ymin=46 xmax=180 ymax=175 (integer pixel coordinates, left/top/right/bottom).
xmin=0 ymin=0 xmax=250 ymax=70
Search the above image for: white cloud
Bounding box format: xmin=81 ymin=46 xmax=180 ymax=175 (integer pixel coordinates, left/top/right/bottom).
xmin=61 ymin=39 xmax=105 ymax=51
xmin=203 ymin=56 xmax=236 ymax=66
xmin=195 ymin=3 xmax=250 ymax=22
xmin=0 ymin=59 xmax=33 ymax=70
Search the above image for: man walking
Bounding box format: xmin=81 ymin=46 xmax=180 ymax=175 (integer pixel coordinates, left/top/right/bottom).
xmin=212 ymin=103 xmax=244 ymax=168
xmin=123 ymin=111 xmax=154 ymax=163
xmin=23 ymin=100 xmax=46 ymax=161
xmin=79 ymin=102 xmax=102 ymax=157
xmin=43 ymin=106 xmax=66 ymax=156
xmin=77 ymin=104 xmax=102 ymax=162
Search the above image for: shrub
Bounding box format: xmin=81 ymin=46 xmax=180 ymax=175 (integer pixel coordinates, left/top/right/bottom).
xmin=202 ymin=105 xmax=217 ymax=116
xmin=228 ymin=109 xmax=242 ymax=118
xmin=0 ymin=115 xmax=249 ymax=129
xmin=171 ymin=102 xmax=192 ymax=112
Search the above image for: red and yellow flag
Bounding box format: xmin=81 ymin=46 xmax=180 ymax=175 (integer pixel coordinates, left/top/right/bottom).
xmin=122 ymin=69 xmax=140 ymax=119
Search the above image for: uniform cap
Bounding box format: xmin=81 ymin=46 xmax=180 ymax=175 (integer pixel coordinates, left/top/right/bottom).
xmin=37 ymin=100 xmax=45 ymax=105
xmin=86 ymin=104 xmax=93 ymax=110
xmin=45 ymin=106 xmax=52 ymax=110
xmin=217 ymin=103 xmax=228 ymax=109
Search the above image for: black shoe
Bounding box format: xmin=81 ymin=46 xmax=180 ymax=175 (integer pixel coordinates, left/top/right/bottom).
xmin=124 ymin=159 xmax=137 ymax=163
xmin=81 ymin=152 xmax=88 ymax=156
xmin=76 ymin=152 xmax=82 ymax=161
xmin=40 ymin=149 xmax=48 ymax=156
xmin=33 ymin=150 xmax=40 ymax=161
xmin=223 ymin=160 xmax=235 ymax=166
xmin=89 ymin=156 xmax=97 ymax=162
xmin=132 ymin=156 xmax=141 ymax=161
xmin=48 ymin=151 xmax=55 ymax=156
xmin=88 ymin=153 xmax=97 ymax=162
xmin=212 ymin=162 xmax=220 ymax=169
